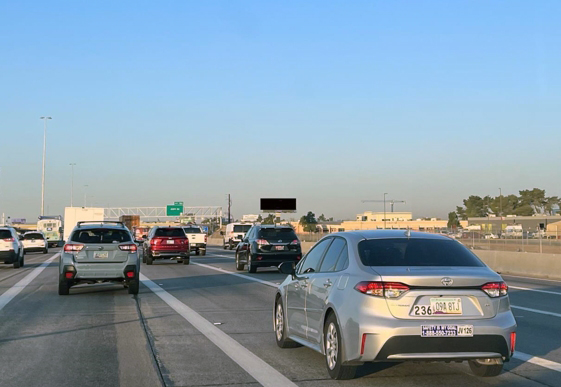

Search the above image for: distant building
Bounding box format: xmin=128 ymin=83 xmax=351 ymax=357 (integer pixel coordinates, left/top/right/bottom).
xmin=468 ymin=214 xmax=561 ymax=235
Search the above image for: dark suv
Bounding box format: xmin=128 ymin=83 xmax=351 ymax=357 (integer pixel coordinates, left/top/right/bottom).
xmin=235 ymin=225 xmax=301 ymax=273
xmin=143 ymin=226 xmax=190 ymax=265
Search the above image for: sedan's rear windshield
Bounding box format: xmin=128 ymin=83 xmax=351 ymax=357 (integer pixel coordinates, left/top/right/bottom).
xmin=155 ymin=228 xmax=185 ymax=237
xmin=71 ymin=229 xmax=132 ymax=243
xmin=233 ymin=225 xmax=252 ymax=232
xmin=183 ymin=227 xmax=201 ymax=234
xmin=24 ymin=233 xmax=43 ymax=240
xmin=0 ymin=230 xmax=12 ymax=239
xmin=358 ymin=238 xmax=485 ymax=267
xmin=258 ymin=228 xmax=297 ymax=240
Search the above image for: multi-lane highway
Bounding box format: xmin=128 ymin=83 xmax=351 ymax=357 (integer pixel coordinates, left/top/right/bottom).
xmin=0 ymin=246 xmax=560 ymax=387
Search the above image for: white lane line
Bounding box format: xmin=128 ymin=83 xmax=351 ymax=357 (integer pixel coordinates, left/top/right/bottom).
xmin=510 ymin=286 xmax=561 ymax=296
xmin=511 ymin=305 xmax=561 ymax=318
xmin=191 ymin=262 xmax=279 ymax=288
xmin=139 ymin=273 xmax=296 ymax=387
xmin=513 ymin=352 xmax=561 ymax=373
xmin=0 ymin=253 xmax=60 ymax=312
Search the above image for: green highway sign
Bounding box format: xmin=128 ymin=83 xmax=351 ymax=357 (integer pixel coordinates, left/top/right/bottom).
xmin=166 ymin=205 xmax=183 ymax=216
xmin=174 ymin=201 xmax=184 ymax=206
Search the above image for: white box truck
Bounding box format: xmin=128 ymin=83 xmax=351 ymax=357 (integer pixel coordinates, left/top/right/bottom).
xmin=63 ymin=207 xmax=105 ymax=241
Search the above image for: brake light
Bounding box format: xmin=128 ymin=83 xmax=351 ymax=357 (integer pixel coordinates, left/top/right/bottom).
xmin=65 ymin=272 xmax=74 ymax=279
xmin=64 ymin=244 xmax=84 ymax=252
xmin=256 ymin=239 xmax=269 ymax=245
xmin=204 ymin=235 xmax=208 ymax=243
xmin=290 ymin=240 xmax=299 ymax=245
xmin=150 ymin=238 xmax=159 ymax=245
xmin=481 ymin=282 xmax=508 ymax=298
xmin=125 ymin=271 xmax=135 ymax=278
xmin=119 ymin=244 xmax=138 ymax=252
xmin=510 ymin=332 xmax=516 ymax=355
xmin=3 ymin=238 xmax=14 ymax=242
xmin=354 ymin=281 xmax=409 ymax=298
xmin=360 ymin=334 xmax=367 ymax=355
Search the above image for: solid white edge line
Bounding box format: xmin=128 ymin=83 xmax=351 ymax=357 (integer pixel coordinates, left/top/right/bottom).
xmin=511 ymin=305 xmax=561 ymax=318
xmin=513 ymin=352 xmax=561 ymax=373
xmin=509 ymin=286 xmax=561 ymax=296
xmin=139 ymin=273 xmax=297 ymax=387
xmin=503 ymin=274 xmax=561 ymax=284
xmin=191 ymin=262 xmax=279 ymax=288
xmin=0 ymin=253 xmax=60 ymax=312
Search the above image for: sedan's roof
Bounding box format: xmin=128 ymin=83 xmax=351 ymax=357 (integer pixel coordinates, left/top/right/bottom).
xmin=330 ymin=230 xmax=453 ymax=241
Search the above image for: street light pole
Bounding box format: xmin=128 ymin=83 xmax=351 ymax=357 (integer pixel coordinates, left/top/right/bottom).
xmin=40 ymin=116 xmax=52 ymax=215
xmin=69 ymin=163 xmax=76 ymax=207
xmin=383 ymin=192 xmax=388 ymax=230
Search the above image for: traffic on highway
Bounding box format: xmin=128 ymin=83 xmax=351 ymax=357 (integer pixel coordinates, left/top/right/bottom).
xmin=1 ymin=220 xmax=560 ymax=386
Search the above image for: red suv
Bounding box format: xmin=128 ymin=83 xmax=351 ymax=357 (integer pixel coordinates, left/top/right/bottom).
xmin=143 ymin=227 xmax=190 ymax=265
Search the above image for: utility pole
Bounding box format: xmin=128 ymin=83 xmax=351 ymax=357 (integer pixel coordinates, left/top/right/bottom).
xmin=40 ymin=116 xmax=52 ymax=215
xmin=384 ymin=193 xmax=388 ymax=230
xmin=227 ymin=194 xmax=231 ymax=224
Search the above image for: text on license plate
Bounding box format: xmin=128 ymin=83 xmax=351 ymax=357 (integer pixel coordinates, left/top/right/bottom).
xmin=167 ymin=240 xmax=175 ymax=244
xmin=275 ymin=246 xmax=285 ymax=251
xmin=413 ymin=298 xmax=463 ymax=316
xmin=94 ymin=252 xmax=109 ymax=259
xmin=421 ymin=325 xmax=473 ymax=337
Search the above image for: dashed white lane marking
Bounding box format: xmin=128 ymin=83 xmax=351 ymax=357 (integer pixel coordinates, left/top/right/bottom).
xmin=510 ymin=286 xmax=561 ymax=296
xmin=514 ymin=352 xmax=561 ymax=373
xmin=0 ymin=253 xmax=60 ymax=312
xmin=191 ymin=262 xmax=279 ymax=288
xmin=511 ymin=305 xmax=561 ymax=319
xmin=139 ymin=273 xmax=296 ymax=387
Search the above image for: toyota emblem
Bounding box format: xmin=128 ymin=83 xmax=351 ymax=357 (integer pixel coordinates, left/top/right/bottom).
xmin=441 ymin=277 xmax=453 ymax=286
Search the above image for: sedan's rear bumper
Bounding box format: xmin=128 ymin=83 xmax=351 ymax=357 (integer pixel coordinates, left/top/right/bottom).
xmin=251 ymin=253 xmax=301 ymax=267
xmin=351 ymin=310 xmax=516 ymax=364
xmin=152 ymin=251 xmax=189 ymax=258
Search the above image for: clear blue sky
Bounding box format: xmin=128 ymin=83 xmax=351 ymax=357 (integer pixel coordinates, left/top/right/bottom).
xmin=1 ymin=0 xmax=560 ymax=221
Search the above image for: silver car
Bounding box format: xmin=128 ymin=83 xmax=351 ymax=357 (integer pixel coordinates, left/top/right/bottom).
xmin=274 ymin=230 xmax=517 ymax=380
xmin=59 ymin=221 xmax=140 ymax=295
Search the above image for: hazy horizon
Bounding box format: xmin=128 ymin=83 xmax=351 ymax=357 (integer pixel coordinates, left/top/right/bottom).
xmin=1 ymin=1 xmax=560 ymax=222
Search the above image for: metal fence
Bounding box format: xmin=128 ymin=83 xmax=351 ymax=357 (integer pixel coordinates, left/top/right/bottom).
xmin=296 ymin=231 xmax=561 ymax=254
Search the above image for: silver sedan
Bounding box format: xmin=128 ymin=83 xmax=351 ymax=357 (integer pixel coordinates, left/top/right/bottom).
xmin=274 ymin=230 xmax=517 ymax=379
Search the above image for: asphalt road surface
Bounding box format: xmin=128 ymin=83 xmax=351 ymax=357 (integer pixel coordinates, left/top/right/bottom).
xmin=0 ymin=246 xmax=560 ymax=387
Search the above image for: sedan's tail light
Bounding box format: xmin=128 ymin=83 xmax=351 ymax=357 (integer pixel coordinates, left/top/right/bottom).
xmin=481 ymin=282 xmax=508 ymax=298
xmin=354 ymin=281 xmax=409 ymax=298
xmin=150 ymin=238 xmax=159 ymax=246
xmin=119 ymin=244 xmax=138 ymax=252
xmin=3 ymin=238 xmax=14 ymax=242
xmin=64 ymin=244 xmax=84 ymax=252
xmin=290 ymin=240 xmax=300 ymax=245
xmin=510 ymin=332 xmax=516 ymax=355
xmin=256 ymin=239 xmax=269 ymax=245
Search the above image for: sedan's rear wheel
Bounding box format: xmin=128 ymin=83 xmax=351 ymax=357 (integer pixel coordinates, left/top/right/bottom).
xmin=235 ymin=253 xmax=244 ymax=271
xmin=274 ymin=298 xmax=301 ymax=348
xmin=468 ymin=359 xmax=503 ymax=377
xmin=324 ymin=314 xmax=357 ymax=380
xmin=58 ymin=280 xmax=70 ymax=295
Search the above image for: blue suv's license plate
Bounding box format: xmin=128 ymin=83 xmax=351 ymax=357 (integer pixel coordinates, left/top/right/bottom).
xmin=421 ymin=325 xmax=473 ymax=337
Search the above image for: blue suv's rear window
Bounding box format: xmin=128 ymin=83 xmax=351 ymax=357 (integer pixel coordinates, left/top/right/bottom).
xmin=71 ymin=229 xmax=131 ymax=244
xmin=358 ymin=238 xmax=484 ymax=267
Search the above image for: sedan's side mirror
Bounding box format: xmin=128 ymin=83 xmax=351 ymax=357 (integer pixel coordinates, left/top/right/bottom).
xmin=278 ymin=261 xmax=295 ymax=276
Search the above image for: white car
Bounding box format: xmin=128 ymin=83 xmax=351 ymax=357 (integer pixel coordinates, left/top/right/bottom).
xmin=222 ymin=223 xmax=252 ymax=250
xmin=0 ymin=226 xmax=25 ymax=268
xmin=21 ymin=231 xmax=49 ymax=254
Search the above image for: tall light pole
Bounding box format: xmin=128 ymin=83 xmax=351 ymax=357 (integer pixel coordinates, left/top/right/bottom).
xmin=84 ymin=185 xmax=89 ymax=207
xmin=40 ymin=116 xmax=52 ymax=215
xmin=383 ymin=193 xmax=388 ymax=230
xmin=69 ymin=163 xmax=76 ymax=207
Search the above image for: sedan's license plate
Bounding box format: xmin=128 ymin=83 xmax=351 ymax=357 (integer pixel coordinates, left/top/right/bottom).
xmin=275 ymin=245 xmax=285 ymax=251
xmin=94 ymin=251 xmax=109 ymax=259
xmin=422 ymin=325 xmax=473 ymax=337
xmin=167 ymin=240 xmax=175 ymax=244
xmin=430 ymin=298 xmax=462 ymax=315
